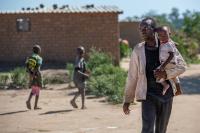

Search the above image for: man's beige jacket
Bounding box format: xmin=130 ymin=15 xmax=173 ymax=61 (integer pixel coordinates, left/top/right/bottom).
xmin=124 ymin=42 xmax=187 ymax=103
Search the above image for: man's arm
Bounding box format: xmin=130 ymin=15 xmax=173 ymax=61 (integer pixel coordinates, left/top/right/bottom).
xmin=123 ymin=49 xmax=138 ymax=114
xmin=155 ymin=52 xmax=187 ymax=80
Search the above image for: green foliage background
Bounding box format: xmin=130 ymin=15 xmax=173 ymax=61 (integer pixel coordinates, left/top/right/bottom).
xmin=123 ymin=8 xmax=200 ymax=63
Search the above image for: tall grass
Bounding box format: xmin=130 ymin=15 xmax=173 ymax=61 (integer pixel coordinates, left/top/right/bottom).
xmin=10 ymin=67 xmax=28 ymax=88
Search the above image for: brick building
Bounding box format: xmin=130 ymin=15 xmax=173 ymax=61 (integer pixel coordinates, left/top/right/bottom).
xmin=119 ymin=21 xmax=142 ymax=48
xmin=0 ymin=6 xmax=122 ymax=66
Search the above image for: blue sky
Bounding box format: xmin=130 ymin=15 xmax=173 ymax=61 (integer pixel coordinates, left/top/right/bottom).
xmin=0 ymin=0 xmax=199 ymax=19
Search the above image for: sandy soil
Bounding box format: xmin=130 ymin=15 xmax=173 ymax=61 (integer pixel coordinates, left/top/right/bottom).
xmin=0 ymin=63 xmax=200 ymax=133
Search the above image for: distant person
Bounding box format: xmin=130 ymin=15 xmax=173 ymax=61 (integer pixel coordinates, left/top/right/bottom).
xmin=70 ymin=46 xmax=89 ymax=109
xmin=25 ymin=44 xmax=43 ymax=110
xmin=155 ymin=26 xmax=183 ymax=95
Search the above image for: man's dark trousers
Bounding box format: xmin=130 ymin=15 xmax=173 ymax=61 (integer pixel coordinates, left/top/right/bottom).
xmin=141 ymin=95 xmax=173 ymax=133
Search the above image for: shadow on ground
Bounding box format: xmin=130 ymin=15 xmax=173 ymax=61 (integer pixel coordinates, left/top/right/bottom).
xmin=0 ymin=110 xmax=28 ymax=116
xmin=40 ymin=109 xmax=73 ymax=115
xmin=180 ymin=75 xmax=200 ymax=94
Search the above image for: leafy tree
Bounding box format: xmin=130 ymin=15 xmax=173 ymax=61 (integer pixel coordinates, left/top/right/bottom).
xmin=39 ymin=4 xmax=44 ymax=9
xmin=182 ymin=11 xmax=200 ymax=42
xmin=53 ymin=4 xmax=58 ymax=9
xmin=121 ymin=8 xmax=200 ymax=63
xmin=168 ymin=8 xmax=183 ymax=29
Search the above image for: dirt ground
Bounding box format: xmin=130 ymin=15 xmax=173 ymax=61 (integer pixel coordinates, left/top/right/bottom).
xmin=0 ymin=63 xmax=200 ymax=133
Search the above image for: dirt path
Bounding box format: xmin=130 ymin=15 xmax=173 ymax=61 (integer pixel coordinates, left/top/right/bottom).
xmin=0 ymin=64 xmax=200 ymax=133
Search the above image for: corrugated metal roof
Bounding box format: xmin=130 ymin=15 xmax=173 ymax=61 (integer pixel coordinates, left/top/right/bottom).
xmin=0 ymin=5 xmax=123 ymax=14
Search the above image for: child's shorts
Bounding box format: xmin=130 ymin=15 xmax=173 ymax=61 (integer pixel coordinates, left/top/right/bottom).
xmin=31 ymin=86 xmax=40 ymax=96
xmin=74 ymin=80 xmax=86 ymax=89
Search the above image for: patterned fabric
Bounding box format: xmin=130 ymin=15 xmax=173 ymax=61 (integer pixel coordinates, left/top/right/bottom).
xmin=26 ymin=53 xmax=43 ymax=88
xmin=31 ymin=85 xmax=40 ymax=96
xmin=159 ymin=41 xmax=177 ymax=63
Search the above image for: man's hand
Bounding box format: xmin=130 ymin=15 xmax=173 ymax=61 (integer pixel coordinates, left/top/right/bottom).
xmin=154 ymin=69 xmax=167 ymax=79
xmin=123 ymin=102 xmax=131 ymax=115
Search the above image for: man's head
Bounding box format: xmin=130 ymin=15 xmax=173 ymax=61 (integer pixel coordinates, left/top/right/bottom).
xmin=155 ymin=26 xmax=170 ymax=43
xmin=77 ymin=46 xmax=85 ymax=57
xmin=32 ymin=44 xmax=41 ymax=54
xmin=139 ymin=17 xmax=157 ymax=41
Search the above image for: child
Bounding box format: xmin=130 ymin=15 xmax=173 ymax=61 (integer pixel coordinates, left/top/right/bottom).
xmin=155 ymin=26 xmax=182 ymax=96
xmin=70 ymin=46 xmax=89 ymax=109
xmin=26 ymin=45 xmax=43 ymax=110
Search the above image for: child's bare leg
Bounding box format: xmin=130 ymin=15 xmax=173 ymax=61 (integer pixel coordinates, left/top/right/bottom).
xmin=175 ymin=83 xmax=182 ymax=96
xmin=80 ymin=88 xmax=86 ymax=109
xmin=26 ymin=92 xmax=33 ymax=109
xmin=161 ymin=81 xmax=170 ymax=95
xmin=172 ymin=77 xmax=182 ymax=96
xmin=29 ymin=74 xmax=33 ymax=88
xmin=70 ymin=90 xmax=80 ymax=108
xmin=34 ymin=95 xmax=41 ymax=110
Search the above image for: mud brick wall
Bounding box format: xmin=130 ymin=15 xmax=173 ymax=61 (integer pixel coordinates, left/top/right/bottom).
xmin=0 ymin=13 xmax=120 ymax=65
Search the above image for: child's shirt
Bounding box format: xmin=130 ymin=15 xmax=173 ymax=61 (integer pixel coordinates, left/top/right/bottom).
xmin=29 ymin=53 xmax=43 ymax=87
xmin=73 ymin=57 xmax=86 ymax=83
xmin=159 ymin=41 xmax=177 ymax=64
xmin=32 ymin=53 xmax=43 ymax=70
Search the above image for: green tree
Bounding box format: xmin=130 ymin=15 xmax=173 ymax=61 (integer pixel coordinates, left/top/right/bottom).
xmin=182 ymin=11 xmax=200 ymax=42
xmin=39 ymin=4 xmax=44 ymax=9
xmin=53 ymin=4 xmax=58 ymax=9
xmin=168 ymin=8 xmax=183 ymax=29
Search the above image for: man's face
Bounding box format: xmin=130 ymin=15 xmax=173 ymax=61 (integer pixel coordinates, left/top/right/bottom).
xmin=139 ymin=23 xmax=155 ymax=41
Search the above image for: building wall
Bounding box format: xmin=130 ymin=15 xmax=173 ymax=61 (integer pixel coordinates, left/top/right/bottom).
xmin=0 ymin=13 xmax=120 ymax=65
xmin=119 ymin=21 xmax=142 ymax=48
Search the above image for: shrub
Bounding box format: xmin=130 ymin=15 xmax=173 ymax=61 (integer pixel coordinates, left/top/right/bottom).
xmin=87 ymin=49 xmax=127 ymax=104
xmin=119 ymin=40 xmax=132 ymax=58
xmin=66 ymin=63 xmax=74 ymax=82
xmin=0 ymin=74 xmax=10 ymax=88
xmin=47 ymin=76 xmax=65 ymax=84
xmin=87 ymin=48 xmax=112 ymax=71
xmin=88 ymin=65 xmax=127 ymax=104
xmin=10 ymin=67 xmax=28 ymax=88
xmin=172 ymin=32 xmax=200 ymax=63
xmin=43 ymin=78 xmax=49 ymax=88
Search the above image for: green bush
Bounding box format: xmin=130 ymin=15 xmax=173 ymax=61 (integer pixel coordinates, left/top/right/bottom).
xmin=66 ymin=63 xmax=74 ymax=81
xmin=88 ymin=65 xmax=127 ymax=104
xmin=92 ymin=64 xmax=119 ymax=76
xmin=43 ymin=78 xmax=49 ymax=88
xmin=172 ymin=32 xmax=200 ymax=63
xmin=120 ymin=42 xmax=132 ymax=58
xmin=87 ymin=48 xmax=112 ymax=71
xmin=107 ymin=70 xmax=127 ymax=103
xmin=0 ymin=74 xmax=9 ymax=87
xmin=46 ymin=76 xmax=65 ymax=84
xmin=87 ymin=49 xmax=127 ymax=104
xmin=10 ymin=67 xmax=28 ymax=88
